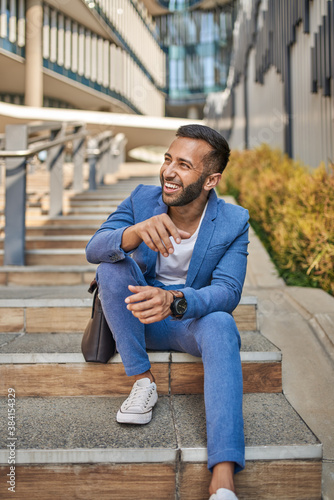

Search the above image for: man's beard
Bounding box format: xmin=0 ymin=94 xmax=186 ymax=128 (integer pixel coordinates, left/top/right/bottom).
xmin=160 ymin=172 xmax=207 ymax=206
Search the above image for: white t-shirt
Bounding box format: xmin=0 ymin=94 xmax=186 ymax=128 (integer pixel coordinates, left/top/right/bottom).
xmin=155 ymin=203 xmax=208 ymax=286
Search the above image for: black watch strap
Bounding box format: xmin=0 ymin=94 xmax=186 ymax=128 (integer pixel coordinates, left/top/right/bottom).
xmin=169 ymin=291 xmax=187 ymax=318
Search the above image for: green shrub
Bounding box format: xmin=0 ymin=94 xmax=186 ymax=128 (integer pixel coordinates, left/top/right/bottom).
xmin=218 ymin=145 xmax=334 ymax=295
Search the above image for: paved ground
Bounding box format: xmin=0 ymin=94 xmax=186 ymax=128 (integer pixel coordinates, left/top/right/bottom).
xmin=240 ymin=200 xmax=334 ymax=500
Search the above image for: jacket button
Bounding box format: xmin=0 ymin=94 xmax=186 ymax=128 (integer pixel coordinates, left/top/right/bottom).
xmin=110 ymin=253 xmax=119 ymax=262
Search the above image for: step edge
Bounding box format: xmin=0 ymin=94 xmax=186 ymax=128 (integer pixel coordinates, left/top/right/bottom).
xmin=171 ymin=352 xmax=281 ymax=363
xmin=0 ymin=352 xmax=169 ymax=364
xmin=0 ymin=296 xmax=256 ymax=307
xmin=0 ymin=298 xmax=91 ymax=307
xmin=0 ymin=447 xmax=178 ymax=465
xmin=24 ymin=236 xmax=93 ymax=241
xmin=26 ymin=216 xmax=108 ymax=220
xmin=25 ymin=249 xmax=87 ymax=255
xmin=0 ymin=352 xmax=281 ymax=364
xmin=25 ymin=226 xmax=101 ymax=229
xmin=0 ymin=443 xmax=322 ymax=466
xmin=0 ymin=266 xmax=96 ymax=272
xmin=181 ymin=443 xmax=323 ymax=462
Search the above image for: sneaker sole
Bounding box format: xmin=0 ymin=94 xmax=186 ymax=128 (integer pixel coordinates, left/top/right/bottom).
xmin=116 ymin=409 xmax=153 ymax=425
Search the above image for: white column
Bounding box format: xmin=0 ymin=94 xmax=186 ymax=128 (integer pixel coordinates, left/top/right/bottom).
xmin=109 ymin=43 xmax=116 ymax=90
xmin=97 ymin=37 xmax=103 ymax=84
xmin=42 ymin=4 xmax=50 ymax=60
xmin=103 ymin=40 xmax=109 ymax=87
xmin=25 ymin=0 xmax=43 ymax=106
xmin=64 ymin=18 xmax=71 ymax=69
xmin=116 ymin=47 xmax=122 ymax=94
xmin=50 ymin=8 xmax=57 ymax=63
xmin=78 ymin=25 xmax=84 ymax=75
xmin=91 ymin=32 xmax=97 ymax=81
xmin=57 ymin=13 xmax=64 ymax=66
xmin=0 ymin=0 xmax=7 ymax=38
xmin=9 ymin=0 xmax=16 ymax=43
xmin=71 ymin=22 xmax=78 ymax=73
xmin=17 ymin=0 xmax=25 ymax=47
xmin=84 ymin=30 xmax=91 ymax=79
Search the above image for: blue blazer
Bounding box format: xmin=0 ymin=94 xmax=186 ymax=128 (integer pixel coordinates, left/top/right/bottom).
xmin=86 ymin=185 xmax=249 ymax=320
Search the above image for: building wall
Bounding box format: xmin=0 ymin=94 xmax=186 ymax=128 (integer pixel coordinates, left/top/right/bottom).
xmin=246 ymin=49 xmax=285 ymax=151
xmin=0 ymin=0 xmax=166 ymax=115
xmin=205 ymin=0 xmax=334 ymax=168
xmin=228 ymin=77 xmax=246 ymax=150
xmin=290 ymin=8 xmax=333 ymax=168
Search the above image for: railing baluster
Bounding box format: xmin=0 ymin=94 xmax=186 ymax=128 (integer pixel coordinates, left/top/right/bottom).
xmin=72 ymin=125 xmax=86 ymax=192
xmin=47 ymin=124 xmax=66 ymax=217
xmin=87 ymin=137 xmax=98 ymax=191
xmin=4 ymin=124 xmax=28 ymax=265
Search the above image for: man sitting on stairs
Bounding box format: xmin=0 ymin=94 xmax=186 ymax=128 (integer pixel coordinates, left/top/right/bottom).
xmin=86 ymin=124 xmax=249 ymax=500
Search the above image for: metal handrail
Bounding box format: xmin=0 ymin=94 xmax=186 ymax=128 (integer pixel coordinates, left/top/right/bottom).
xmin=86 ymin=131 xmax=114 ymax=157
xmin=27 ymin=121 xmax=84 ymax=134
xmin=0 ymin=130 xmax=88 ymax=160
xmin=87 ymin=142 xmax=113 ymax=157
xmin=3 ymin=120 xmax=127 ymax=266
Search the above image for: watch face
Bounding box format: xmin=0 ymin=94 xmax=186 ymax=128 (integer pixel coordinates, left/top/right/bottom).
xmin=175 ymin=298 xmax=187 ymax=315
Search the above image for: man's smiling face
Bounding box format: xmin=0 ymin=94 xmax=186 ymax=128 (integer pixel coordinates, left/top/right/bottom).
xmin=160 ymin=137 xmax=213 ymax=207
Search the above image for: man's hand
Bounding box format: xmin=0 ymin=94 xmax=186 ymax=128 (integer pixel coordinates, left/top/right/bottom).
xmin=125 ymin=285 xmax=174 ymax=324
xmin=121 ymin=214 xmax=191 ymax=257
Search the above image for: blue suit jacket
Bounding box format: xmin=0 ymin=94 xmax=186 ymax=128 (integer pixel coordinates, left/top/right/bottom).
xmin=86 ymin=185 xmax=249 ymax=320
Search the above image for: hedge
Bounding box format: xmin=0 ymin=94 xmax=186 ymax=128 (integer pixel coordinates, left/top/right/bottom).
xmin=218 ymin=145 xmax=334 ymax=295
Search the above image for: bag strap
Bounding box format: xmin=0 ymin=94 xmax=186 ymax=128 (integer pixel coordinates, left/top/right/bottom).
xmin=88 ymin=279 xmax=99 ymax=319
xmin=88 ymin=278 xmax=98 ymax=294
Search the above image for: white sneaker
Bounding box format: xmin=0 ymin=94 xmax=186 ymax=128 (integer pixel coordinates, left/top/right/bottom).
xmin=116 ymin=377 xmax=158 ymax=424
xmin=209 ymin=488 xmax=238 ymax=500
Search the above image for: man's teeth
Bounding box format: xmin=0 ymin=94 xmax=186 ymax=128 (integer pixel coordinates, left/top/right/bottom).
xmin=165 ymin=182 xmax=179 ymax=189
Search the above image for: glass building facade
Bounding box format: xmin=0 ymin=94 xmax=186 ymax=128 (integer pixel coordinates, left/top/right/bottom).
xmin=153 ymin=0 xmax=237 ymax=117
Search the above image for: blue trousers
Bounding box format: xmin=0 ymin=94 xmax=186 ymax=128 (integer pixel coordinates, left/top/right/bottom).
xmin=96 ymin=258 xmax=245 ymax=472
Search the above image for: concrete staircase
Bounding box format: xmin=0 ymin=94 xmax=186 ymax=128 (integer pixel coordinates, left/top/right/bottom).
xmin=0 ymin=172 xmax=322 ymax=499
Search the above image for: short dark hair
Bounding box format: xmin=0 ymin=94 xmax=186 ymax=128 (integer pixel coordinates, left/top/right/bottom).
xmin=176 ymin=124 xmax=230 ymax=174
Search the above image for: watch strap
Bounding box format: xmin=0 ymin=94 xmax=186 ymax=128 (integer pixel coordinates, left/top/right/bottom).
xmin=168 ymin=290 xmax=184 ymax=299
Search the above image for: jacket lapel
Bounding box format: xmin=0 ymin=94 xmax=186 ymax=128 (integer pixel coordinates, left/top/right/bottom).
xmin=185 ymin=190 xmax=218 ymax=287
xmin=145 ymin=194 xmax=168 ymax=277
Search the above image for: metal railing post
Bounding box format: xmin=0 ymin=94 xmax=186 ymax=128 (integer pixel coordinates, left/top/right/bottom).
xmin=4 ymin=124 xmax=28 ymax=266
xmin=87 ymin=137 xmax=97 ymax=190
xmin=97 ymin=135 xmax=110 ymax=185
xmin=47 ymin=124 xmax=66 ymax=217
xmin=0 ymin=134 xmax=5 ymax=185
xmin=111 ymin=133 xmax=127 ymax=174
xmin=72 ymin=125 xmax=86 ymax=192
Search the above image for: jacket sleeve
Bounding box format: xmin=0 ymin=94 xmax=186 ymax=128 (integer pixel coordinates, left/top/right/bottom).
xmin=85 ymin=189 xmax=138 ymax=264
xmin=180 ymin=215 xmax=249 ymax=318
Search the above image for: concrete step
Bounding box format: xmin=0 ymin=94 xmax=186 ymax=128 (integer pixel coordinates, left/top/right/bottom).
xmin=69 ymin=177 xmax=159 ymax=200
xmin=67 ymin=207 xmax=117 ymax=215
xmin=70 ymin=192 xmax=136 ymax=201
xmin=0 ymin=331 xmax=281 ymax=396
xmin=25 ymin=225 xmax=100 ymax=236
xmin=69 ymin=192 xmax=127 ymax=203
xmin=0 ymin=291 xmax=257 ymax=333
xmin=0 ymin=236 xmax=92 ymax=250
xmin=25 ymin=215 xmax=107 ymax=227
xmin=0 ymin=249 xmax=89 ymax=266
xmin=0 ymin=266 xmax=96 ymax=286
xmin=0 ymin=394 xmax=322 ymax=499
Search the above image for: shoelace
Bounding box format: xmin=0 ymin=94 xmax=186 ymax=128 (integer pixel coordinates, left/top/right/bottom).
xmin=123 ymin=385 xmax=154 ymax=409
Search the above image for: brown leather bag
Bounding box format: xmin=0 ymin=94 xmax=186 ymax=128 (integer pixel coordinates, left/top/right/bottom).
xmin=81 ymin=279 xmax=116 ymax=363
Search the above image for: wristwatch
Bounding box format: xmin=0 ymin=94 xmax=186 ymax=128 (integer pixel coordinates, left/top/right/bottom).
xmin=169 ymin=290 xmax=187 ymax=318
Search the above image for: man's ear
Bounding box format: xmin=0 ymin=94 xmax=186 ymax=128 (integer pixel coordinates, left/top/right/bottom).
xmin=204 ymin=173 xmax=222 ymax=191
